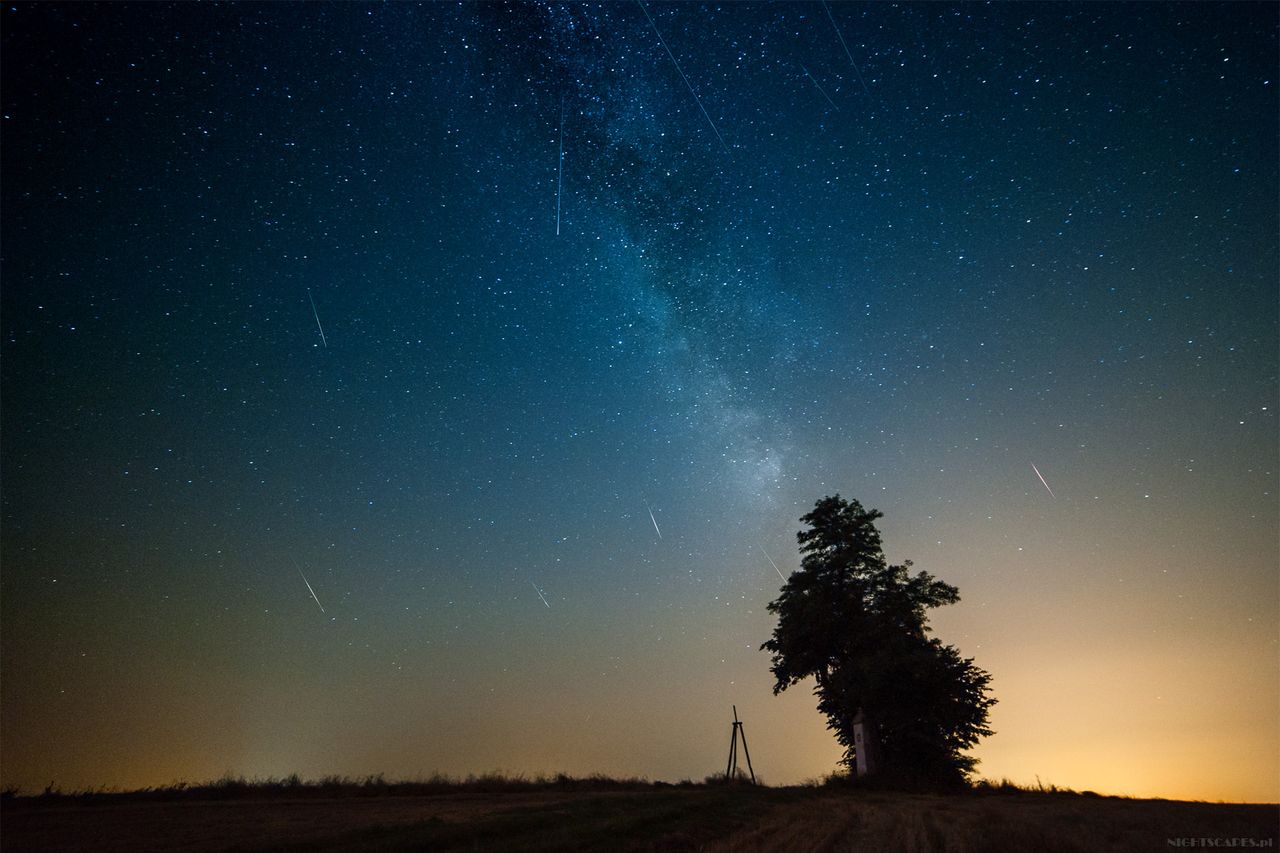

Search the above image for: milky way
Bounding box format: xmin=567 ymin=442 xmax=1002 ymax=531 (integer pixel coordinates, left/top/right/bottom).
xmin=1 ymin=2 xmax=1275 ymax=801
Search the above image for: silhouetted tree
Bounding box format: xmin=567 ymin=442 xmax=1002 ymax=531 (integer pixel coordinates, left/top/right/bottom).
xmin=762 ymin=496 xmax=995 ymax=788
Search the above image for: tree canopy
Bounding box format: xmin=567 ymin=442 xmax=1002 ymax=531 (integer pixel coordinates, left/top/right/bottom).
xmin=762 ymin=495 xmax=996 ymax=787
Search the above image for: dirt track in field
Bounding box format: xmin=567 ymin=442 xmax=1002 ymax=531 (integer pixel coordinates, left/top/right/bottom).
xmin=3 ymin=788 xmax=1276 ymax=853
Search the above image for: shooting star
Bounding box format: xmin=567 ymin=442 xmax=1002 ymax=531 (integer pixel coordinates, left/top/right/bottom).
xmin=307 ymin=288 xmax=327 ymax=348
xmin=1031 ymin=462 xmax=1056 ymax=499
xmin=646 ymin=504 xmax=663 ymax=540
xmin=637 ymin=0 xmax=730 ymax=154
xmin=801 ymin=65 xmax=839 ymax=110
xmin=759 ymin=544 xmax=786 ymax=582
xmin=820 ymin=0 xmax=872 ymax=96
xmin=555 ymin=99 xmax=565 ymax=236
xmin=531 ymin=580 xmax=551 ymax=608
xmin=297 ymin=566 xmax=325 ymax=614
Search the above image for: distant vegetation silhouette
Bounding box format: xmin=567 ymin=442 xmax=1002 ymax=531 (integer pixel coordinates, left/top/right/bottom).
xmin=763 ymin=495 xmax=996 ymax=789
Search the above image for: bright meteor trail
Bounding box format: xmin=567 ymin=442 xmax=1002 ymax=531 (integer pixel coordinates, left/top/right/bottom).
xmin=531 ymin=581 xmax=550 ymax=608
xmin=297 ymin=566 xmax=325 ymax=613
xmin=646 ymin=504 xmax=663 ymax=540
xmin=759 ymin=544 xmax=786 ymax=582
xmin=1031 ymin=463 xmax=1056 ymax=499
xmin=307 ymin=288 xmax=327 ymax=348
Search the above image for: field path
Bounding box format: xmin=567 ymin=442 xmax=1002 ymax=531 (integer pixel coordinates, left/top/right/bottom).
xmin=710 ymin=791 xmax=1279 ymax=853
xmin=3 ymin=788 xmax=1275 ymax=852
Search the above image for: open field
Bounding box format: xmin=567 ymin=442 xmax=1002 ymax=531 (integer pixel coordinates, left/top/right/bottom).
xmin=2 ymin=780 xmax=1275 ymax=852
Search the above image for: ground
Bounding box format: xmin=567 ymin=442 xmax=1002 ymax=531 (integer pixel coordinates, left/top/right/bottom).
xmin=3 ymin=786 xmax=1276 ymax=852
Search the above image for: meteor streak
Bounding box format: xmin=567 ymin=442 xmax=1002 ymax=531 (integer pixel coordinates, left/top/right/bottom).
xmin=820 ymin=0 xmax=872 ymax=96
xmin=1031 ymin=462 xmax=1056 ymax=499
xmin=531 ymin=580 xmax=550 ymax=608
xmin=802 ymin=65 xmax=839 ymax=110
xmin=555 ymin=97 xmax=565 ymax=235
xmin=637 ymin=1 xmax=730 ymax=154
xmin=307 ymin=288 xmax=327 ymax=348
xmin=646 ymin=504 xmax=663 ymax=540
xmin=298 ymin=566 xmax=325 ymax=613
xmin=759 ymin=544 xmax=786 ymax=582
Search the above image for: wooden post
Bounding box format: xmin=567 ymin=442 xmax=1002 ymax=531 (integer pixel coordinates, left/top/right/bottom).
xmin=851 ymin=708 xmax=878 ymax=777
xmin=725 ymin=718 xmax=738 ymax=779
xmin=725 ymin=705 xmax=757 ymax=784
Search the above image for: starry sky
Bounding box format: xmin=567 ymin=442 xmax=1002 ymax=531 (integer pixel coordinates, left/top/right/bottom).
xmin=2 ymin=2 xmax=1276 ymax=802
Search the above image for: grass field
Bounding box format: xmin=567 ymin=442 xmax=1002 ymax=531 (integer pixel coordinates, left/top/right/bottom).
xmin=3 ymin=776 xmax=1275 ymax=852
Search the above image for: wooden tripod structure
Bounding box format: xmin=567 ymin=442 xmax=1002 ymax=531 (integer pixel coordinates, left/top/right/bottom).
xmin=724 ymin=705 xmax=756 ymax=784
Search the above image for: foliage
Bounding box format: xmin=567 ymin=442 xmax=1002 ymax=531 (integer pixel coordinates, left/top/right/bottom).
xmin=762 ymin=495 xmax=996 ymax=788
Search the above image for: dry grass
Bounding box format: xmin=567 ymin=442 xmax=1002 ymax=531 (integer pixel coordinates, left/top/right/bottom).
xmin=711 ymin=789 xmax=1278 ymax=853
xmin=2 ymin=774 xmax=1275 ymax=852
xmin=0 ymin=770 xmax=667 ymax=802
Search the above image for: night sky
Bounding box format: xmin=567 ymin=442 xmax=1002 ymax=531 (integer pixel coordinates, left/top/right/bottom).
xmin=2 ymin=2 xmax=1276 ymax=802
